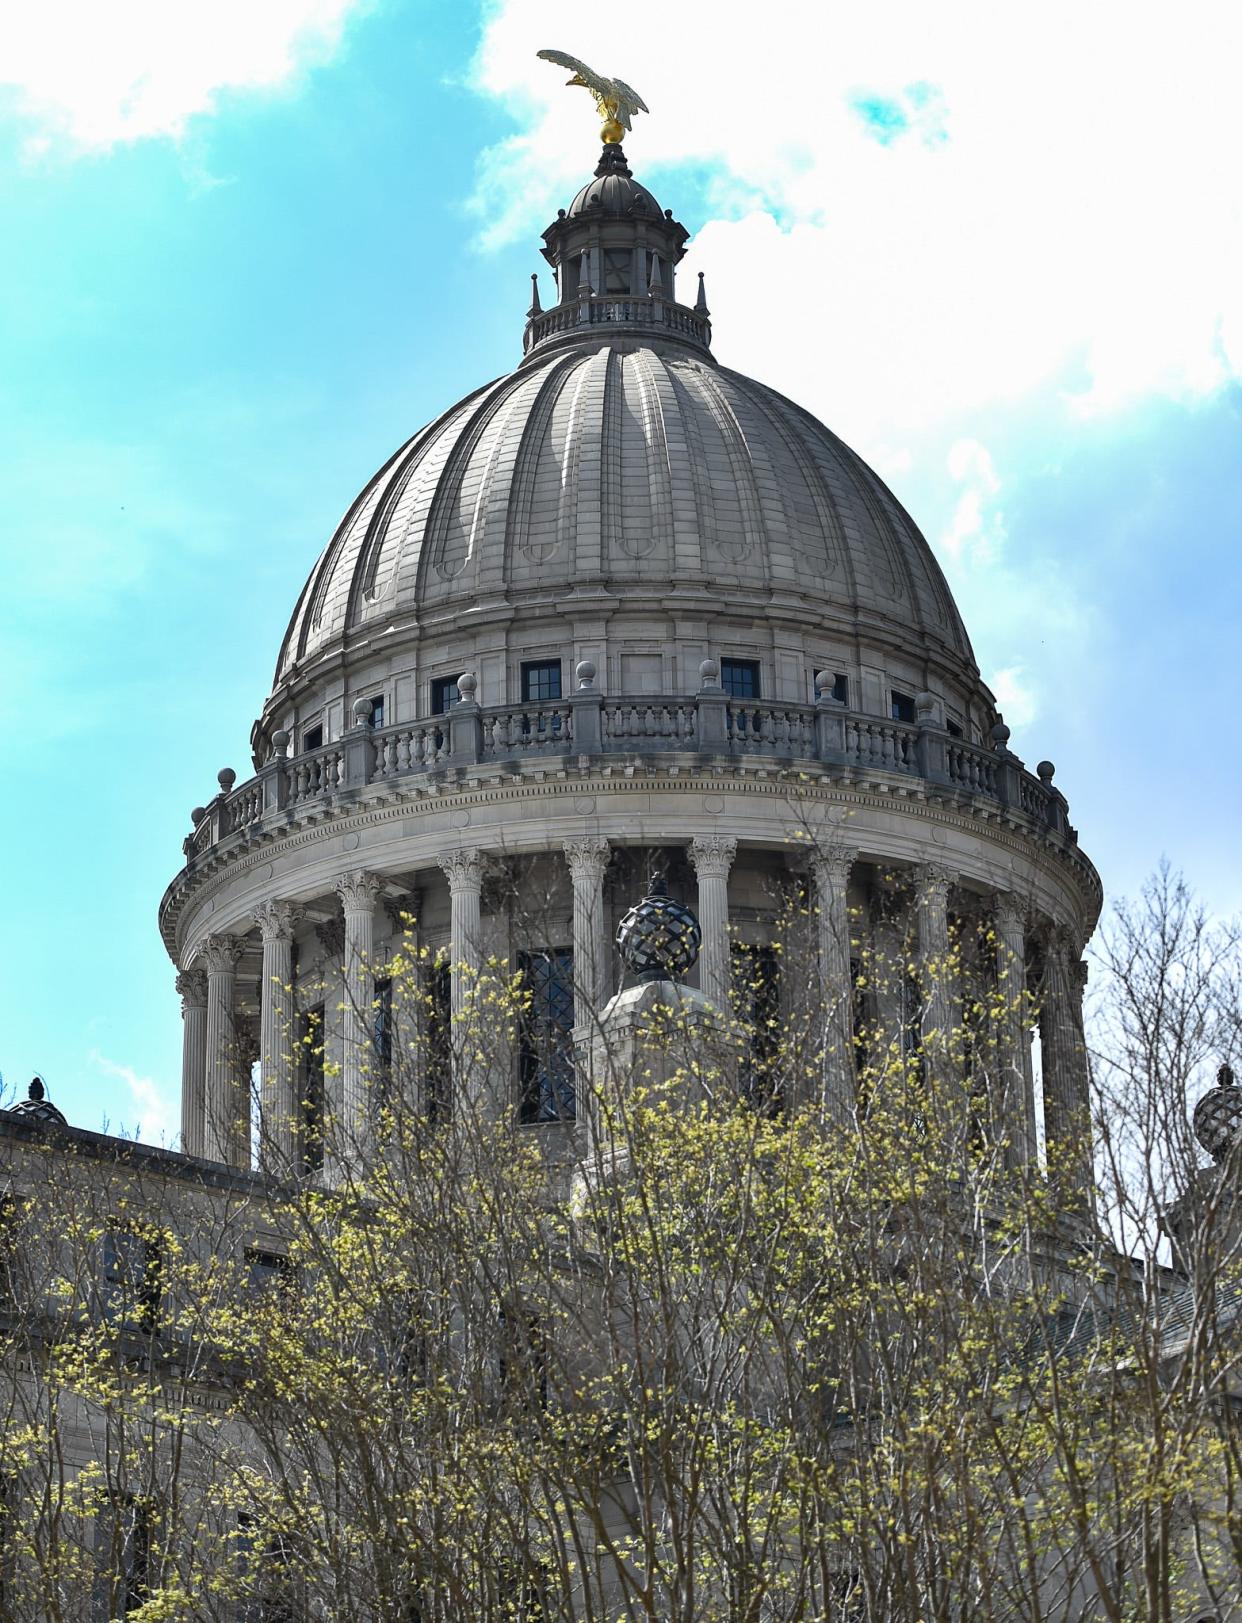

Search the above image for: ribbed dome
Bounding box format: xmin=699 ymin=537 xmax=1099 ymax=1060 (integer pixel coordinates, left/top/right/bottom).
xmin=565 ymin=165 xmax=663 ymax=219
xmin=273 ymin=338 xmax=975 ymax=690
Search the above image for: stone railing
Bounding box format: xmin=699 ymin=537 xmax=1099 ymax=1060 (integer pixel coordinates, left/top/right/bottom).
xmin=523 ymin=292 xmax=712 ymax=355
xmin=184 ymin=665 xmax=1077 ymax=860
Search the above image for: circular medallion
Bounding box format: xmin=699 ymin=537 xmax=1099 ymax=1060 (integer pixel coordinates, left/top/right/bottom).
xmin=702 ymin=794 xmax=725 ymax=815
xmin=256 ymin=862 xmax=273 ymax=882
xmin=931 ymin=827 xmax=948 ymax=845
xmin=453 ymin=809 xmax=472 ymax=829
xmin=574 ymin=795 xmax=596 ymax=816
xmin=342 ymin=832 xmax=360 ymax=853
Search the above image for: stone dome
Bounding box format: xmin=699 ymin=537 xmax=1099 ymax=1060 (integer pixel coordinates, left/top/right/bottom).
xmin=267 ymin=341 xmax=980 ymax=742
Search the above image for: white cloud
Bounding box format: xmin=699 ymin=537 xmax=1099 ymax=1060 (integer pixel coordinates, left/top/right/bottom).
xmin=90 ymin=1052 xmax=178 ymax=1147
xmin=467 ymin=0 xmax=1242 ymax=439
xmin=988 ymin=666 xmax=1038 ymax=732
xmin=942 ymin=439 xmax=1003 ymax=565
xmin=0 ymin=0 xmax=367 ymax=151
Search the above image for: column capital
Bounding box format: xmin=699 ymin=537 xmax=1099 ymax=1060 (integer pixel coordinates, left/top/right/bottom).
xmin=991 ymin=891 xmax=1030 ymax=939
xmin=200 ymin=934 xmax=243 ymax=975
xmin=335 ymin=869 xmax=384 ymax=913
xmin=563 ymin=836 xmax=611 ymax=882
xmin=255 ymin=898 xmax=302 ymax=944
xmin=811 ymin=844 xmax=856 ymax=889
xmin=437 ymin=847 xmax=484 ymax=894
xmin=689 ymin=834 xmax=738 ymax=880
xmin=176 ymin=967 xmax=208 ymax=1010
xmin=913 ymin=862 xmax=954 ymax=903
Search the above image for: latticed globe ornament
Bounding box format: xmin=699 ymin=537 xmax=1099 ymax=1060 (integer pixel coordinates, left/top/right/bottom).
xmin=1193 ymin=1065 xmax=1242 ymax=1163
xmin=616 ymin=876 xmax=702 ymax=983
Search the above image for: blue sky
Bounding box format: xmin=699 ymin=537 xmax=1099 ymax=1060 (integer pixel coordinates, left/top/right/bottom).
xmin=1 ymin=0 xmax=1238 ymax=1140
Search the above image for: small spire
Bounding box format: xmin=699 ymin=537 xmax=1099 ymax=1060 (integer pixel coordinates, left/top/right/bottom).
xmin=527 ymin=273 xmax=542 ymax=318
xmin=694 ymin=271 xmax=710 ymax=317
xmin=577 ymin=253 xmax=593 ymax=301
xmin=647 ymin=253 xmax=662 ymax=298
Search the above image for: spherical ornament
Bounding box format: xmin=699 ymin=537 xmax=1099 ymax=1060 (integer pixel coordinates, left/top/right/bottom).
xmin=601 ymin=119 xmax=624 ymax=145
xmin=1193 ymin=1065 xmax=1242 ymax=1163
xmin=616 ymin=876 xmax=702 ymax=983
xmin=217 ymin=767 xmax=236 ymax=792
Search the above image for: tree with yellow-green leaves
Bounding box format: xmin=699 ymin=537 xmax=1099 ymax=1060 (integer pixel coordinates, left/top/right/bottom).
xmin=0 ymin=866 xmax=1239 ymax=1621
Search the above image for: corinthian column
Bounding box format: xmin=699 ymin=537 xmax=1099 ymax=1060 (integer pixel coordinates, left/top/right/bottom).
xmin=176 ymin=968 xmax=208 ymax=1157
xmin=1041 ymin=931 xmax=1094 ymax=1211
xmin=438 ymin=850 xmax=484 ymax=1018
xmin=255 ymin=899 xmax=301 ymax=1171
xmin=202 ymin=934 xmax=245 ymax=1167
xmin=690 ymin=835 xmax=737 ymax=1008
xmin=563 ymin=838 xmax=611 ymax=1024
xmin=913 ymin=864 xmax=958 ymax=1097
xmin=811 ymin=846 xmax=856 ymax=1124
xmin=335 ymin=871 xmax=384 ymax=1142
xmin=992 ymin=894 xmax=1036 ymax=1166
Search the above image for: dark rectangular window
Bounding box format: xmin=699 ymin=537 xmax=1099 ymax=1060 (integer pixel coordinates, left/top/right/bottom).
xmin=424 ymin=959 xmax=451 ymax=1125
xmin=430 ymin=675 xmax=462 ymax=715
xmin=302 ymin=723 xmax=323 ymax=753
xmin=603 ymin=247 xmax=631 ymax=293
xmin=367 ymin=694 xmax=384 ymax=729
xmin=518 ymin=948 xmax=576 ymax=1123
xmin=245 ymin=1247 xmax=291 ymax=1296
xmin=102 ymin=1494 xmax=151 ymax=1615
xmin=521 ymin=660 xmax=562 ymax=703
xmin=731 ymin=943 xmax=782 ymax=1113
xmin=298 ymin=1004 xmax=325 ymax=1176
xmin=946 ymin=717 xmax=963 ymax=739
xmin=831 ymin=672 xmax=849 ymax=705
xmin=890 ymin=690 xmax=917 ymax=724
xmin=373 ymin=976 xmax=393 ymax=1103
xmin=499 ymin=1306 xmax=549 ymax=1412
xmin=721 ymin=658 xmax=761 ymax=700
xmin=102 ymin=1227 xmax=162 ymax=1333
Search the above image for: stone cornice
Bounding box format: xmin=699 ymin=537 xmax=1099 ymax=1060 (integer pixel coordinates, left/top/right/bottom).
xmin=162 ymin=762 xmax=1102 ymax=961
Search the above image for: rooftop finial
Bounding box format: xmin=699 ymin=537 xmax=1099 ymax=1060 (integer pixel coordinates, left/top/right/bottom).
xmin=528 ymin=273 xmax=542 ymax=318
xmin=536 ymin=49 xmax=649 ymax=146
xmin=694 ymin=271 xmax=710 ymax=317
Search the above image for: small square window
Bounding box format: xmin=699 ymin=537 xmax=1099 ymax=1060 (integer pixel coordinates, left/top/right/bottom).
xmin=245 ymin=1246 xmax=290 ymax=1294
xmin=721 ymin=658 xmax=761 ymax=701
xmin=431 ymin=675 xmax=463 ymax=715
xmin=521 ymin=660 xmax=562 ymax=703
xmin=946 ymin=718 xmax=963 ymax=739
xmin=890 ymin=691 xmax=916 ymax=724
xmin=302 ymin=724 xmax=323 ymax=753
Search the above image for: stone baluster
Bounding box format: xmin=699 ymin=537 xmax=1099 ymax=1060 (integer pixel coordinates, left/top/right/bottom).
xmin=690 ymin=835 xmax=738 ymax=1008
xmin=1040 ymin=930 xmax=1095 ymax=1211
xmin=176 ymin=968 xmax=208 ymax=1158
xmin=563 ymin=837 xmax=612 ymax=1024
xmin=913 ymin=864 xmax=958 ymax=1100
xmin=811 ymin=846 xmax=856 ymax=1124
xmin=336 ymin=871 xmax=384 ymax=1147
xmin=255 ymin=900 xmax=301 ymax=1171
xmin=201 ymin=934 xmax=245 ymax=1167
xmin=992 ymin=894 xmax=1036 ymax=1166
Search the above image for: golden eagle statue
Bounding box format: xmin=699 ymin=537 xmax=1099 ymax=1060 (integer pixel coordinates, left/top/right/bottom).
xmin=537 ymin=49 xmax=649 ymax=145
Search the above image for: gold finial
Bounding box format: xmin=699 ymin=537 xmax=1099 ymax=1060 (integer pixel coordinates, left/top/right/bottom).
xmin=537 ymin=49 xmax=649 ymax=145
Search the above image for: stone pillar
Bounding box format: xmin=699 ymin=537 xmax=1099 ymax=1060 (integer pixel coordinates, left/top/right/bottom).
xmin=438 ymin=849 xmax=485 ymax=1018
xmin=811 ymin=846 xmax=856 ymax=1124
xmin=913 ymin=864 xmax=957 ymax=1097
xmin=1041 ymin=931 xmax=1094 ymax=1209
xmin=563 ymin=838 xmax=611 ymax=1024
xmin=690 ymin=835 xmax=737 ymax=1009
xmin=202 ymin=934 xmax=245 ymax=1167
xmin=176 ymin=968 xmax=208 ymax=1157
xmin=255 ymin=900 xmax=300 ymax=1171
xmin=336 ymin=871 xmax=384 ymax=1143
xmin=992 ymin=894 xmax=1035 ymax=1166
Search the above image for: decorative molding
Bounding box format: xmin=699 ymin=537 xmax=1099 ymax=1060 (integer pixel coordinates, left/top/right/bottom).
xmin=689 ymin=833 xmax=737 ymax=880
xmin=562 ymin=836 xmax=611 ymax=883
xmin=437 ymin=847 xmax=484 ymax=892
xmin=254 ymin=898 xmax=302 ymax=944
xmin=991 ymin=891 xmax=1029 ymax=941
xmin=912 ymin=862 xmax=954 ymax=904
xmin=335 ymin=869 xmax=384 ymax=914
xmin=175 ymin=967 xmax=208 ymax=1010
xmin=200 ymin=934 xmax=243 ymax=976
xmin=810 ymin=844 xmax=855 ymax=891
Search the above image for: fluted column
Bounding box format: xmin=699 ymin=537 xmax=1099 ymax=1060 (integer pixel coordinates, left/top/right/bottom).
xmin=438 ymin=850 xmax=485 ymax=1018
xmin=336 ymin=871 xmax=384 ymax=1142
xmin=563 ymin=838 xmax=611 ymax=1023
xmin=202 ymin=934 xmax=245 ymax=1167
xmin=992 ymin=894 xmax=1035 ymax=1166
xmin=255 ymin=900 xmax=301 ymax=1171
xmin=811 ymin=846 xmax=856 ymax=1124
xmin=176 ymin=968 xmax=208 ymax=1157
xmin=1041 ymin=932 xmax=1094 ymax=1210
xmin=913 ymin=864 xmax=957 ymax=1098
xmin=690 ymin=835 xmax=737 ymax=1008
